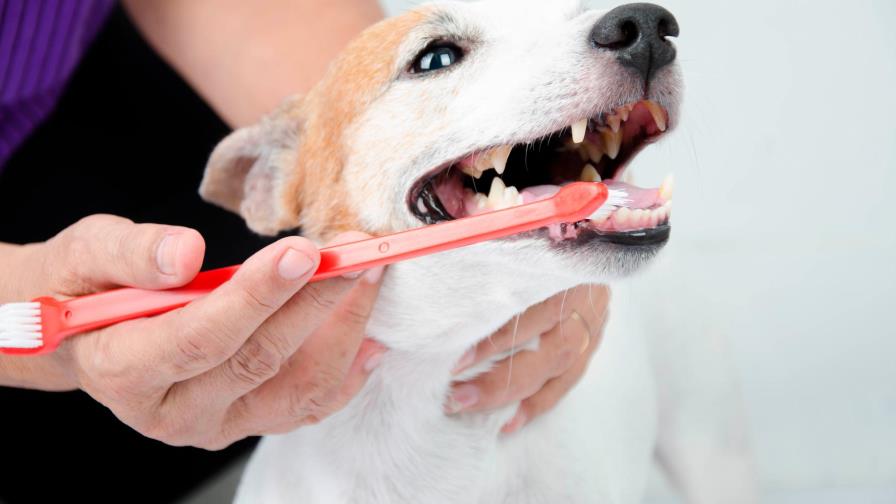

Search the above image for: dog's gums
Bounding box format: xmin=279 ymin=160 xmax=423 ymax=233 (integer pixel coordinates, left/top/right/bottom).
xmin=409 ymin=100 xmax=673 ymax=244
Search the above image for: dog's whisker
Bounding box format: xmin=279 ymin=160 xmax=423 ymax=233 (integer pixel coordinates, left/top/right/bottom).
xmin=503 ymin=313 xmax=522 ymax=394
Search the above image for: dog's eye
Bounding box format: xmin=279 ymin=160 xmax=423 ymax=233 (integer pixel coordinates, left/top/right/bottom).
xmin=412 ymin=44 xmax=462 ymax=73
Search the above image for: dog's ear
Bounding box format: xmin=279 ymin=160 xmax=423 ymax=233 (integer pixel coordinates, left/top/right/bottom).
xmin=199 ymin=96 xmax=304 ymax=236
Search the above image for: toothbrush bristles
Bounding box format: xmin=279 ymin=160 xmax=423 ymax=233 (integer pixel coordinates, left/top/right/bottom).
xmin=0 ymin=302 xmax=43 ymax=349
xmin=588 ymin=188 xmax=630 ymax=219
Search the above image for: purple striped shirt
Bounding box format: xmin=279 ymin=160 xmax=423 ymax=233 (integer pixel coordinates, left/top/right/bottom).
xmin=0 ymin=0 xmax=114 ymax=169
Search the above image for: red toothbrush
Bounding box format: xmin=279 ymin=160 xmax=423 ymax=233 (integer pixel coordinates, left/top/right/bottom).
xmin=0 ymin=182 xmax=625 ymax=355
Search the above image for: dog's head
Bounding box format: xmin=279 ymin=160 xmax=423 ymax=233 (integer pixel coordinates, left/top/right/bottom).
xmin=201 ymin=0 xmax=682 ymax=342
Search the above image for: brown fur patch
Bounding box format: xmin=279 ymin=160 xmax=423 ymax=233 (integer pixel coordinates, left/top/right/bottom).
xmin=280 ymin=9 xmax=429 ymax=242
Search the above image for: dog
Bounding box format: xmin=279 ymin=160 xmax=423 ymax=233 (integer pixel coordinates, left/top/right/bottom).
xmin=199 ymin=1 xmax=756 ymax=502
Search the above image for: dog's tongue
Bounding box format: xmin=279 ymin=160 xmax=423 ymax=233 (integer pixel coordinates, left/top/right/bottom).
xmin=519 ymin=181 xmax=660 ymax=209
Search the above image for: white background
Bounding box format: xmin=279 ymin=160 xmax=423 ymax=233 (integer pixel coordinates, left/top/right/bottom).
xmin=380 ymin=0 xmax=896 ymax=501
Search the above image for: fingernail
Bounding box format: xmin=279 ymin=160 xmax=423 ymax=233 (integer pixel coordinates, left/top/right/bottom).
xmin=278 ymin=248 xmax=315 ymax=280
xmin=452 ymin=348 xmax=476 ymax=374
xmin=501 ymin=410 xmax=527 ymax=434
xmin=341 ymin=270 xmax=364 ymax=280
xmin=364 ymin=350 xmax=385 ymax=373
xmin=156 ymin=233 xmax=181 ymax=276
xmin=363 ymin=266 xmax=385 ymax=284
xmin=447 ymin=384 xmax=479 ymax=413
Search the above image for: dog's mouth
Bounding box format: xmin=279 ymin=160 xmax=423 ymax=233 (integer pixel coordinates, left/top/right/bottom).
xmin=408 ymin=100 xmax=674 ymax=245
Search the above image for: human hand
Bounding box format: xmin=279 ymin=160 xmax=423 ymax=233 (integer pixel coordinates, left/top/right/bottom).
xmin=1 ymin=215 xmax=386 ymax=449
xmin=447 ymin=285 xmax=609 ymax=434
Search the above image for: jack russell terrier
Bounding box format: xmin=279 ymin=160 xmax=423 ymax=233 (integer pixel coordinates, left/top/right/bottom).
xmin=199 ymin=1 xmax=756 ymax=502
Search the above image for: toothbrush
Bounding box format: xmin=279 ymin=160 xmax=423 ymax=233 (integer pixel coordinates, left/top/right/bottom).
xmin=0 ymin=182 xmax=626 ymax=355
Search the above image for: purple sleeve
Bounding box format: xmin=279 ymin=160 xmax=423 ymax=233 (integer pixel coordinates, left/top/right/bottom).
xmin=0 ymin=0 xmax=115 ymax=170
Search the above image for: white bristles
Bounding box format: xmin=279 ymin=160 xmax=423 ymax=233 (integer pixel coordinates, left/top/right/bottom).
xmin=0 ymin=302 xmax=43 ymax=349
xmin=588 ymin=188 xmax=630 ymax=220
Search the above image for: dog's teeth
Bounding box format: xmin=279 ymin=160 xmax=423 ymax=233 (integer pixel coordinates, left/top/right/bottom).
xmin=600 ymin=128 xmax=623 ymax=159
xmin=504 ymin=185 xmax=523 ymax=207
xmin=608 ymin=115 xmax=622 ymax=133
xmin=474 ymin=193 xmax=489 ymax=209
xmin=416 ymin=197 xmax=427 ymax=213
xmin=618 ymin=106 xmax=630 ymax=122
xmin=488 ymin=177 xmax=506 ymax=208
xmin=571 ymin=118 xmax=588 ymax=144
xmin=659 ymin=173 xmax=674 ymax=201
xmin=580 ymin=164 xmax=601 ymax=182
xmin=459 ymin=159 xmax=485 ymax=179
xmin=644 ymin=100 xmax=667 ymax=132
xmin=491 ymin=145 xmax=512 ymax=175
xmin=585 ymin=142 xmax=604 ymax=163
xmin=614 ymin=207 xmax=632 ymax=227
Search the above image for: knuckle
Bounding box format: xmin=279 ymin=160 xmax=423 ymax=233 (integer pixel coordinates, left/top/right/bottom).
xmin=239 ymin=287 xmax=279 ymax=316
xmin=173 ymin=319 xmax=230 ymax=372
xmin=287 ymin=372 xmax=342 ymax=421
xmin=337 ymin=303 xmax=373 ymax=328
xmin=301 ymin=284 xmax=339 ymax=314
xmin=226 ymin=337 xmax=282 ymax=387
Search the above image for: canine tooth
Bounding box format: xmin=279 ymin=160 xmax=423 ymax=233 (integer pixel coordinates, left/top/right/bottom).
xmin=474 ymin=193 xmax=489 ymax=209
xmin=488 ymin=177 xmax=506 ymax=208
xmin=644 ymin=100 xmax=667 ymax=132
xmin=491 ymin=145 xmax=512 ymax=175
xmin=571 ymin=118 xmax=588 ymax=144
xmin=580 ymin=164 xmax=601 ymax=182
xmin=608 ymin=115 xmax=622 ymax=133
xmin=618 ymin=107 xmax=630 ymax=122
xmin=659 ymin=173 xmax=674 ymax=201
xmin=416 ymin=198 xmax=427 ymax=213
xmin=600 ymin=128 xmax=623 ymax=159
xmin=585 ymin=142 xmax=604 ymax=163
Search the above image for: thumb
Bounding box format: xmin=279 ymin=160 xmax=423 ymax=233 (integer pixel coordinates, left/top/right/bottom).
xmin=44 ymin=214 xmax=206 ymax=294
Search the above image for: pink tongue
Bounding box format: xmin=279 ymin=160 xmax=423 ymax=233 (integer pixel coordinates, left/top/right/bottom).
xmin=604 ymin=181 xmax=660 ymax=209
xmin=520 ymin=185 xmax=561 ymax=204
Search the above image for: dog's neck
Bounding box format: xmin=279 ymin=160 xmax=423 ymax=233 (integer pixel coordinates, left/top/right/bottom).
xmin=308 ymin=246 xmax=582 ymax=485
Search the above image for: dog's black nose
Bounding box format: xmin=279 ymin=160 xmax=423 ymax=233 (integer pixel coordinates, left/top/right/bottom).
xmin=591 ymin=3 xmax=679 ymax=82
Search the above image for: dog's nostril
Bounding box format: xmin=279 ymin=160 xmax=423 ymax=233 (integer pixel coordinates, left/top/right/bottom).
xmin=591 ymin=3 xmax=679 ymax=83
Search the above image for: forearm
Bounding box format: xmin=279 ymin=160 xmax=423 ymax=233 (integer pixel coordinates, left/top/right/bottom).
xmin=123 ymin=0 xmax=384 ymax=127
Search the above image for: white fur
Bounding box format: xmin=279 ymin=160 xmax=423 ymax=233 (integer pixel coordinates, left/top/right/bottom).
xmin=221 ymin=1 xmax=753 ymax=502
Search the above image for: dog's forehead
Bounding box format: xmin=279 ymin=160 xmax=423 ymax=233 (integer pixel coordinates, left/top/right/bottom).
xmin=420 ymin=0 xmax=590 ymax=37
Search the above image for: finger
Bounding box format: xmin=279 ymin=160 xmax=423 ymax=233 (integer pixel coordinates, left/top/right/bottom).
xmin=221 ymin=274 xmax=385 ymax=436
xmin=83 ymin=236 xmax=321 ymax=386
xmin=453 ymin=287 xmax=585 ymax=374
xmin=446 ymin=313 xmax=590 ymax=415
xmin=44 ymin=214 xmax=206 ymax=294
xmin=183 ymin=232 xmax=381 ymax=403
xmin=169 ymin=271 xmax=370 ymax=409
xmin=502 ymin=331 xmax=599 ymax=435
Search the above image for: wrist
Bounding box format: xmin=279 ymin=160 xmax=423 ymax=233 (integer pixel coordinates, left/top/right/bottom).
xmin=0 ymin=352 xmax=78 ymax=391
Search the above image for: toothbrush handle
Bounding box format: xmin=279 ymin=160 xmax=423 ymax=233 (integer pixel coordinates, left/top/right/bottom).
xmin=47 ymin=182 xmax=607 ymax=344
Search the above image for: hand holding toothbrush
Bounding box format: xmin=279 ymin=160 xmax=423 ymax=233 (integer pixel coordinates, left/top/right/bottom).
xmin=0 ymin=215 xmax=387 ymax=449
